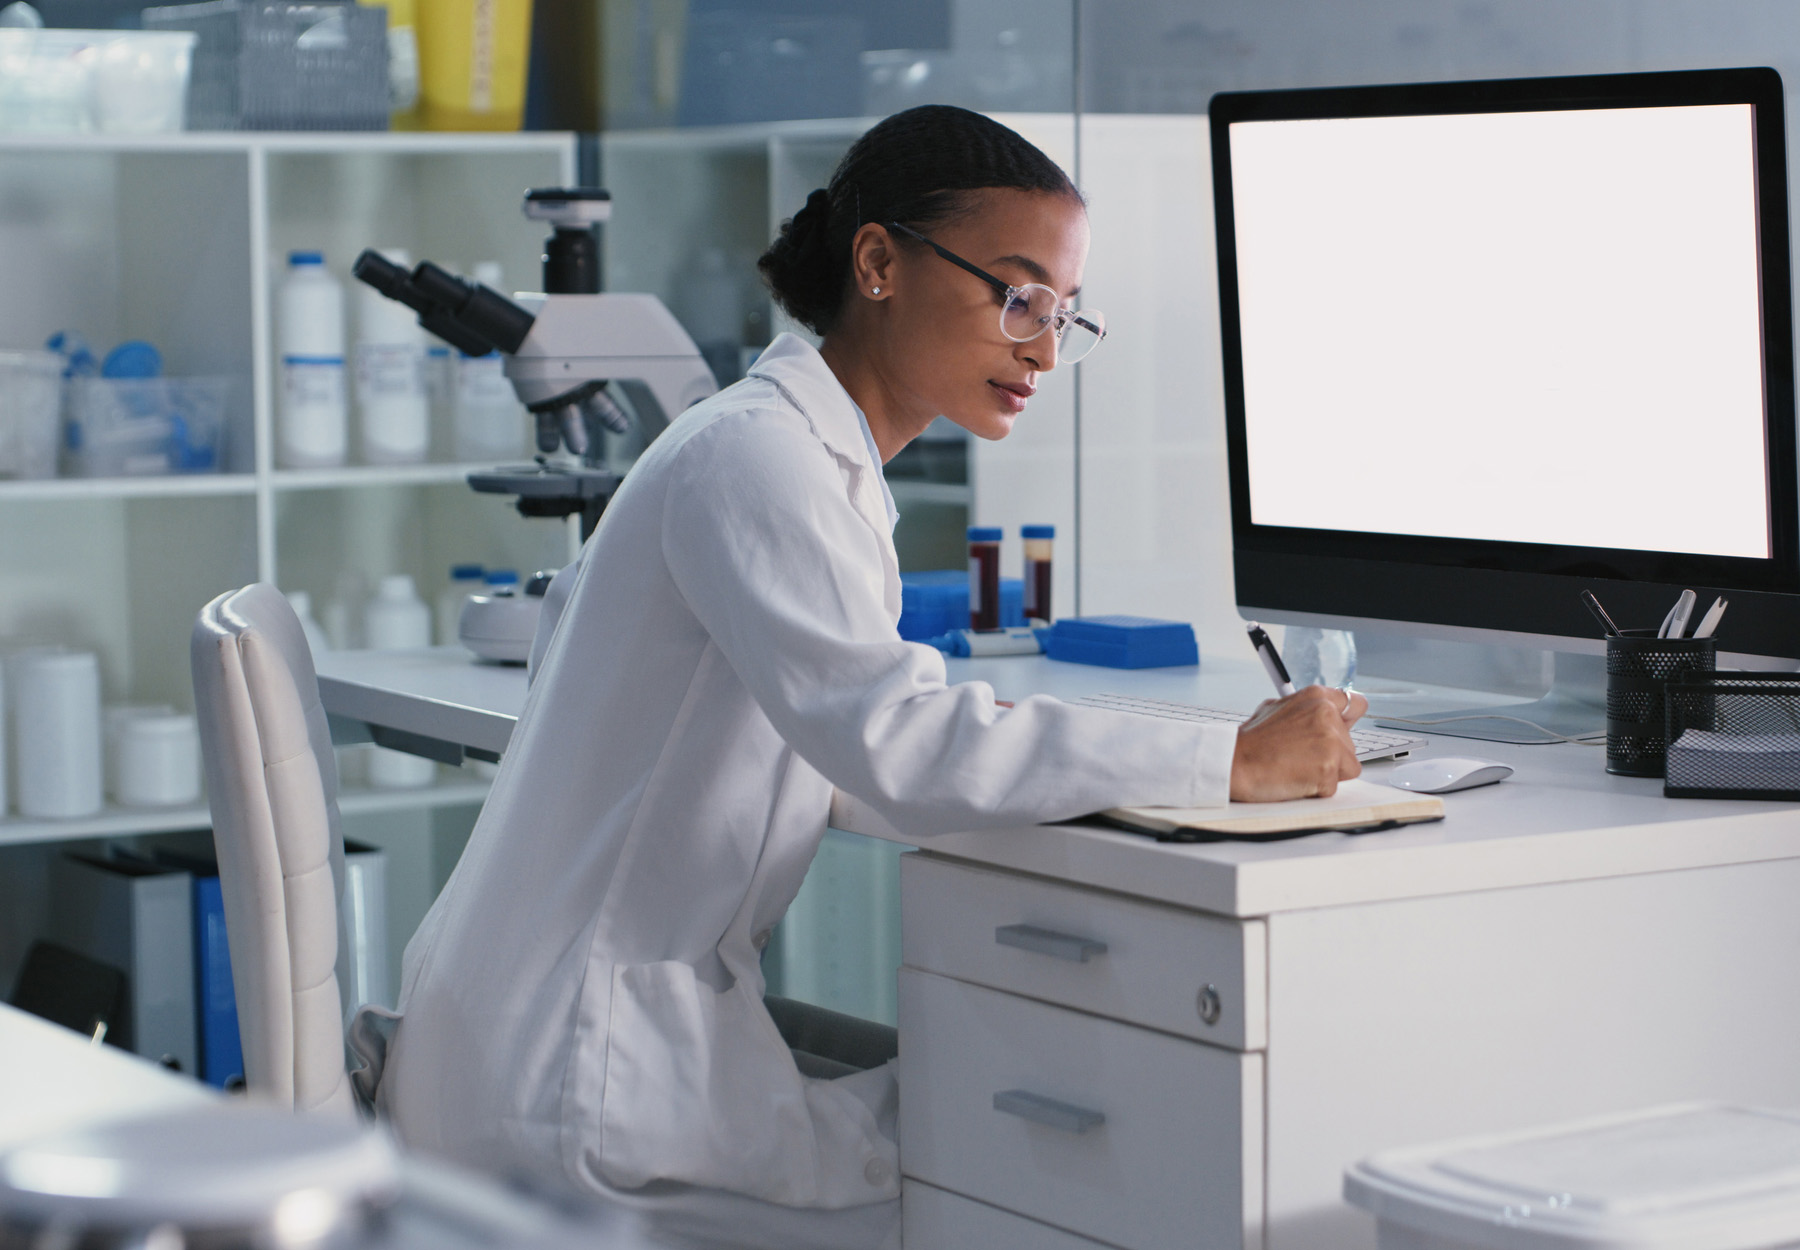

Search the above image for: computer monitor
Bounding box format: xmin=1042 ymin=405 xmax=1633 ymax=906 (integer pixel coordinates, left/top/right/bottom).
xmin=1210 ymin=67 xmax=1800 ymax=736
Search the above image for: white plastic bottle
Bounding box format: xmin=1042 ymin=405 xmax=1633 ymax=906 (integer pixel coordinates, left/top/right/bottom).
xmin=356 ymin=248 xmax=430 ymax=465
xmin=453 ymin=262 xmax=526 ymax=461
xmin=278 ymin=251 xmax=348 ymax=468
xmin=365 ymin=574 xmax=435 ymax=788
xmin=436 ymin=563 xmax=485 ymax=646
xmin=12 ymin=649 xmax=102 ymax=819
xmin=285 ymin=590 xmax=331 ymax=656
xmin=0 ymin=657 xmax=8 ymax=815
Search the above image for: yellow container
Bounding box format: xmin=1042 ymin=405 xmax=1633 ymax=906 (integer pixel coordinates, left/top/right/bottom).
xmin=415 ymin=0 xmax=534 ymax=132
xmin=364 ymin=0 xmax=421 ymax=126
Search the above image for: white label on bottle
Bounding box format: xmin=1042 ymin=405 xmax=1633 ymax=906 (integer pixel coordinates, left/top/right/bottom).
xmin=969 ymin=560 xmax=982 ymax=613
xmin=457 ymin=352 xmax=514 ymax=402
xmin=283 ymin=356 xmax=345 ymax=407
xmin=356 ymin=343 xmax=426 ymax=398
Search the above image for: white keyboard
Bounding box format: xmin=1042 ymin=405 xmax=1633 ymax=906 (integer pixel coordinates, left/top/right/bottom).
xmin=1070 ymin=692 xmax=1426 ymax=762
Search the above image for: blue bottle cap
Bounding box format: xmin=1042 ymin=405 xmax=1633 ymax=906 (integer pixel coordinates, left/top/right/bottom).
xmin=46 ymin=331 xmax=98 ymax=378
xmin=288 ymin=250 xmax=325 ymax=266
xmin=485 ymin=569 xmax=520 ymax=586
xmin=101 ymin=340 xmax=163 ymax=379
xmin=1021 ymin=525 xmax=1055 ymax=539
xmin=451 ymin=564 xmax=485 ymax=581
xmin=967 ymin=527 xmax=1004 ymax=542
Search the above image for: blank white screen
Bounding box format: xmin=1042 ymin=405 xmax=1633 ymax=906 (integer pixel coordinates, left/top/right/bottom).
xmin=1231 ymin=104 xmax=1770 ymax=559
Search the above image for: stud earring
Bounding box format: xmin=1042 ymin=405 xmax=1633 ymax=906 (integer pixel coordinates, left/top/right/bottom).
xmin=871 ymin=286 xmax=882 ymax=295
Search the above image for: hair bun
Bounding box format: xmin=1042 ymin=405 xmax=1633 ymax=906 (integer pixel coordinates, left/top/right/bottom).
xmin=785 ymin=188 xmax=832 ymax=252
xmin=758 ymin=106 xmax=1078 ymax=336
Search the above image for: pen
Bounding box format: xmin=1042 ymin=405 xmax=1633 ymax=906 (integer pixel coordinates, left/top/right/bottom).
xmin=1692 ymin=596 xmax=1728 ymax=639
xmin=1662 ymin=589 xmax=1697 ymax=639
xmin=1580 ymin=590 xmax=1620 ymax=637
xmin=1244 ymin=621 xmax=1297 ymax=697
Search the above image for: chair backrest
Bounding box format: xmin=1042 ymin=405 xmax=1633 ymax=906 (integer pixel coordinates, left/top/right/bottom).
xmin=191 ymin=583 xmax=353 ymax=1116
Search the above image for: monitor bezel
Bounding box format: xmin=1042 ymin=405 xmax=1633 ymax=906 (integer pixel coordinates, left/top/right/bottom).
xmin=1211 ymin=68 xmax=1800 ymax=656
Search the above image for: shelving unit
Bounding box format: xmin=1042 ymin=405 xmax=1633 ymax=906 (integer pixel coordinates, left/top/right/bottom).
xmin=0 ymin=129 xmax=575 ymax=713
xmin=0 ymin=131 xmax=577 ymax=998
xmin=0 ymin=779 xmax=495 ymax=851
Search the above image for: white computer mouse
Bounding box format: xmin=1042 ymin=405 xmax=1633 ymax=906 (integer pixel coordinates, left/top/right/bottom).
xmin=1386 ymin=756 xmax=1514 ymax=794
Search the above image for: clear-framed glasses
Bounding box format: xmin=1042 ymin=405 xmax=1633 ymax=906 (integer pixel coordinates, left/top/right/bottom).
xmin=886 ymin=221 xmax=1107 ymax=363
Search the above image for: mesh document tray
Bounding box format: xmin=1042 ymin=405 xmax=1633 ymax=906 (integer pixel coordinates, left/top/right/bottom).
xmin=1664 ymin=672 xmax=1800 ymax=799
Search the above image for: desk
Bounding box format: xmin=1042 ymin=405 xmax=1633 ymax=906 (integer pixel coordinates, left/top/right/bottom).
xmin=313 ymin=649 xmax=1800 ymax=1250
xmin=0 ymin=1002 xmax=212 ymax=1152
xmin=0 ymin=1004 xmax=653 ymax=1247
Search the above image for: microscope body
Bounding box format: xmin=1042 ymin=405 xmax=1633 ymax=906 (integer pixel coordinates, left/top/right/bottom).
xmin=505 ymin=292 xmax=719 ymax=449
xmin=352 ymin=187 xmax=720 ymax=538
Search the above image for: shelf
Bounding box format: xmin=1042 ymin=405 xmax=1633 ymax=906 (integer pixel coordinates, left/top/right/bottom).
xmin=0 ymin=131 xmax=575 ymax=156
xmin=0 ymin=474 xmax=258 ymax=503
xmin=0 ymin=803 xmax=213 ymax=848
xmin=0 ymin=778 xmax=492 ymax=849
xmin=601 ymin=117 xmax=871 ymax=153
xmin=269 ymin=462 xmax=516 ymax=491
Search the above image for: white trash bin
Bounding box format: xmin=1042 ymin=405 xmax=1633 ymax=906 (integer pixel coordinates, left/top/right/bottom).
xmin=1345 ymin=1103 xmax=1800 ymax=1250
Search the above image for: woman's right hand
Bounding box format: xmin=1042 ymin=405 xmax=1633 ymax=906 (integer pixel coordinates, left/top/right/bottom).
xmin=1229 ymin=685 xmax=1367 ymax=801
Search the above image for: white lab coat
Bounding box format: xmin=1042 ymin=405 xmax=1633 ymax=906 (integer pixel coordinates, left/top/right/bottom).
xmin=371 ymin=334 xmax=1236 ymax=1246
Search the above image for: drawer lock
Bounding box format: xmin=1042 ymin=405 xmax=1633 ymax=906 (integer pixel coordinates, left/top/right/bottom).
xmin=994 ymin=923 xmax=1108 ymax=963
xmin=1197 ymin=984 xmax=1223 ymax=1026
xmin=992 ymin=1088 xmax=1107 ymax=1134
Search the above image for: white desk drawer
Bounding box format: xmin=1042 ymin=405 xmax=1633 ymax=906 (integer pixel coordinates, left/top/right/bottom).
xmin=903 ymin=1180 xmax=1113 ymax=1249
xmin=899 ymin=968 xmax=1262 ymax=1250
xmin=901 ymin=853 xmax=1266 ymax=1049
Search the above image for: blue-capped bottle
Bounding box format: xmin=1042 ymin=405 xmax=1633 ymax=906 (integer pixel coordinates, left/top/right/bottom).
xmin=277 ymin=250 xmax=348 ymax=467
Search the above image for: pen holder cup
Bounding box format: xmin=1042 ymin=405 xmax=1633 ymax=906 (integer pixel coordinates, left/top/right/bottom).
xmin=1606 ymin=630 xmax=1717 ymax=777
xmin=1664 ymin=673 xmax=1800 ymax=799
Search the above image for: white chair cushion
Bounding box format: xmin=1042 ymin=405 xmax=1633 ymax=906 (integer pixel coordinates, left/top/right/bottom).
xmin=192 ymin=583 xmax=353 ymax=1117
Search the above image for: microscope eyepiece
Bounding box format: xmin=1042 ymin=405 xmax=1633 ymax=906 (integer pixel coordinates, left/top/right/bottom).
xmin=350 ymin=251 xmax=536 ymax=359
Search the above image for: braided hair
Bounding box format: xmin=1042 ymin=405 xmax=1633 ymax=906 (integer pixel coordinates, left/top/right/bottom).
xmin=758 ymin=105 xmax=1082 ymax=336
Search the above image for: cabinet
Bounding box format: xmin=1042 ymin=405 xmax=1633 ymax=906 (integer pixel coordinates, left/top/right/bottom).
xmin=898 ymin=852 xmax=1263 ymax=1249
xmin=0 ymin=131 xmax=577 ymax=999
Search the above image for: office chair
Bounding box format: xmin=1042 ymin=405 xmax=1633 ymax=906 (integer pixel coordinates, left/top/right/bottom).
xmin=191 ymin=583 xmax=354 ymax=1116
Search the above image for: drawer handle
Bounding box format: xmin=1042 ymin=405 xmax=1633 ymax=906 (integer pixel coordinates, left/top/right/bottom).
xmin=992 ymin=1089 xmax=1107 ymax=1135
xmin=994 ymin=923 xmax=1107 ymax=963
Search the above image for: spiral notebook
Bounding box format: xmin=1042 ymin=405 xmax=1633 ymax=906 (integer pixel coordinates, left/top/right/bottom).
xmin=1095 ymin=779 xmax=1445 ymax=843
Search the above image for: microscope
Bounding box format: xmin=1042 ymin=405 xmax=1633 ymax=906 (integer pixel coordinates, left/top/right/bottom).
xmin=351 ymin=188 xmax=719 ymax=539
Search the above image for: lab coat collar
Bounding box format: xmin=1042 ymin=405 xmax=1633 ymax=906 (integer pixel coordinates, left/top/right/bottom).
xmin=747 ymin=334 xmax=897 ymax=529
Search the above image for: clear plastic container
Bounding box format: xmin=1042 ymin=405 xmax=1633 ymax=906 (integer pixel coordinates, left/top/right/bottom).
xmin=0 ymin=29 xmax=194 ymax=134
xmin=0 ymin=349 xmax=63 ymax=479
xmin=63 ymin=376 xmax=231 ymax=477
xmin=1346 ymin=1103 xmax=1800 ymax=1250
xmin=1284 ymin=626 xmax=1357 ymax=688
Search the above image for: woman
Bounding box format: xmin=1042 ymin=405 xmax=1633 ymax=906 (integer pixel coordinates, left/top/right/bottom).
xmin=370 ymin=105 xmax=1364 ymax=1247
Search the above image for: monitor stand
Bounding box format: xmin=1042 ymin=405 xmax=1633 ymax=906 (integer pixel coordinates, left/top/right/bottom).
xmin=1372 ymin=651 xmax=1606 ymax=745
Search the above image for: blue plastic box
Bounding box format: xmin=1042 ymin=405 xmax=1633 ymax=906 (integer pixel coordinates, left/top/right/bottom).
xmin=1043 ymin=615 xmax=1200 ymax=669
xmin=899 ymin=570 xmax=1024 ymax=640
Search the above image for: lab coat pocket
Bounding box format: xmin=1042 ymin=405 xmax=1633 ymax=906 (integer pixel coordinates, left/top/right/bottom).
xmin=597 ymin=959 xmax=894 ymax=1208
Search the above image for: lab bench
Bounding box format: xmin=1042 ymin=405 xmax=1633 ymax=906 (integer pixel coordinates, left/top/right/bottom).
xmin=315 ymin=648 xmax=1800 ymax=1250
